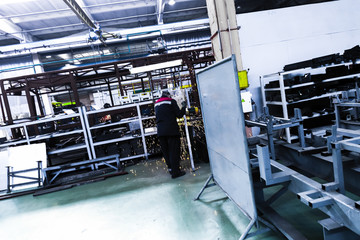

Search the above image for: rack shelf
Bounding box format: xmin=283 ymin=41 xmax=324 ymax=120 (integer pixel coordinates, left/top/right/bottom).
xmin=265 ymin=101 xmax=283 ymax=106
xmin=83 ymin=100 xmax=157 ymax=159
xmin=92 ymin=135 xmax=140 ymax=146
xmin=0 ymin=100 xmax=159 ymax=167
xmin=287 ymin=90 xmax=354 ymax=105
xmin=144 ymin=132 xmax=157 ymax=137
xmin=260 ymin=61 xmax=360 ymax=142
xmin=47 ymin=143 xmax=88 ymax=155
xmin=265 ymin=73 xmax=360 ymax=91
xmin=0 ymin=139 xmax=29 ymax=147
xmin=142 ymin=116 xmax=156 ymax=121
xmin=28 ymin=129 xmax=84 ymax=142
xmin=0 ymin=108 xmax=92 ymax=161
xmin=89 ymin=117 xmax=139 ymax=130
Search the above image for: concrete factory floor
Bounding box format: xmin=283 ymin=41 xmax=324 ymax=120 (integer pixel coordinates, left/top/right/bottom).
xmin=0 ymin=157 xmax=326 ymax=240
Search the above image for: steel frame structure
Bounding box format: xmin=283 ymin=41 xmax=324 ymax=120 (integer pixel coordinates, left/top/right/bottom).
xmin=0 ymin=47 xmax=214 ymax=124
xmin=7 ymin=161 xmax=43 ymax=193
xmin=253 ymin=95 xmax=360 ymax=239
xmin=246 ymin=107 xmax=306 ymax=161
xmin=257 ymin=144 xmax=360 ymax=239
xmin=42 ymin=154 xmax=121 ymax=185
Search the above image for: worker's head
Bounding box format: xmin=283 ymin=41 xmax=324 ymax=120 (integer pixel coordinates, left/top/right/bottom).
xmin=161 ymin=90 xmax=171 ymax=98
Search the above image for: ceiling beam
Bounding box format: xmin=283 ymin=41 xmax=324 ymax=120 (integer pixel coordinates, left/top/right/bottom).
xmin=87 ymin=0 xmax=157 ymax=14
xmin=62 ymin=0 xmax=96 ymax=29
xmin=14 ymin=15 xmax=157 ymax=37
xmin=157 ymin=0 xmax=165 ymax=24
xmin=76 ymin=0 xmax=95 ymax=23
xmin=164 ymin=7 xmax=207 ymax=20
xmin=2 ymin=6 xmax=207 ymax=38
xmin=4 ymin=9 xmax=74 ymax=24
xmin=4 ymin=1 xmax=153 ymax=23
xmin=6 ymin=0 xmax=200 ymax=24
xmin=0 ymin=16 xmax=33 ymax=43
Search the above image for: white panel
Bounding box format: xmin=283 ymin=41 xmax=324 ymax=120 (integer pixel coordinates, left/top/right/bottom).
xmin=196 ymin=56 xmax=257 ymax=220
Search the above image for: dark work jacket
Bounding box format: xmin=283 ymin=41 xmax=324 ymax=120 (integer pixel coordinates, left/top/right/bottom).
xmin=155 ymin=97 xmax=185 ymax=136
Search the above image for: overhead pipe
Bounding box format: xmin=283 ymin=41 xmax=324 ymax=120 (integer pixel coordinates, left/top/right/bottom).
xmin=0 ymin=31 xmax=210 ymax=74
xmin=0 ymin=18 xmax=209 ymax=57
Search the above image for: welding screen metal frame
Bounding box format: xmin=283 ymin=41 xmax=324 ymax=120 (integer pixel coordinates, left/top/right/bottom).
xmin=196 ymin=55 xmax=258 ymax=230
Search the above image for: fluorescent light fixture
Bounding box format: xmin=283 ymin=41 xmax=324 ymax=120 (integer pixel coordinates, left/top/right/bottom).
xmin=130 ymin=59 xmax=182 ymax=74
xmin=169 ymin=0 xmax=176 ymax=6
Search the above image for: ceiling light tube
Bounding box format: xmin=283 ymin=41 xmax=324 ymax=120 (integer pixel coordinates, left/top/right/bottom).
xmin=130 ymin=59 xmax=182 ymax=74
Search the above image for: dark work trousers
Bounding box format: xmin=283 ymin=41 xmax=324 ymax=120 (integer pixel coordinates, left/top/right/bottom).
xmin=159 ymin=136 xmax=181 ymax=175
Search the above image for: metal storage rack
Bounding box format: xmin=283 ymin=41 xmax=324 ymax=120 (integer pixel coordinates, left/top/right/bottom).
xmin=0 ymin=109 xmax=93 ymax=160
xmin=82 ymin=100 xmax=157 ymax=160
xmin=260 ymin=62 xmax=360 ymax=142
xmin=0 ymin=101 xmax=158 ymax=168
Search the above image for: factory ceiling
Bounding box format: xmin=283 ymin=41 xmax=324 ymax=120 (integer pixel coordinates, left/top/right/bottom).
xmin=0 ymin=0 xmax=208 ymax=48
xmin=0 ymin=0 xmax=336 ymax=48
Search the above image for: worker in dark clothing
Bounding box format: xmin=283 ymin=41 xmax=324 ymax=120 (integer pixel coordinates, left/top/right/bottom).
xmin=155 ymin=90 xmax=186 ymax=178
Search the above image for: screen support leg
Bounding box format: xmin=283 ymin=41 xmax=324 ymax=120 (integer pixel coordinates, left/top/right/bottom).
xmin=239 ymin=217 xmax=272 ymax=240
xmin=239 ymin=218 xmax=257 ymax=240
xmin=194 ymin=174 xmax=215 ymax=200
xmin=195 ymin=174 xmax=273 ymax=239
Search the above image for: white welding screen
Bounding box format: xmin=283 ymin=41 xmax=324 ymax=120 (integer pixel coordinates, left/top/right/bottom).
xmin=196 ymin=56 xmax=257 ymax=220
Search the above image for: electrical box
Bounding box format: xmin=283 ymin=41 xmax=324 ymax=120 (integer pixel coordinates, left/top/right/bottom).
xmin=238 ymin=70 xmax=249 ymax=89
xmin=241 ymin=91 xmax=252 ymax=113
